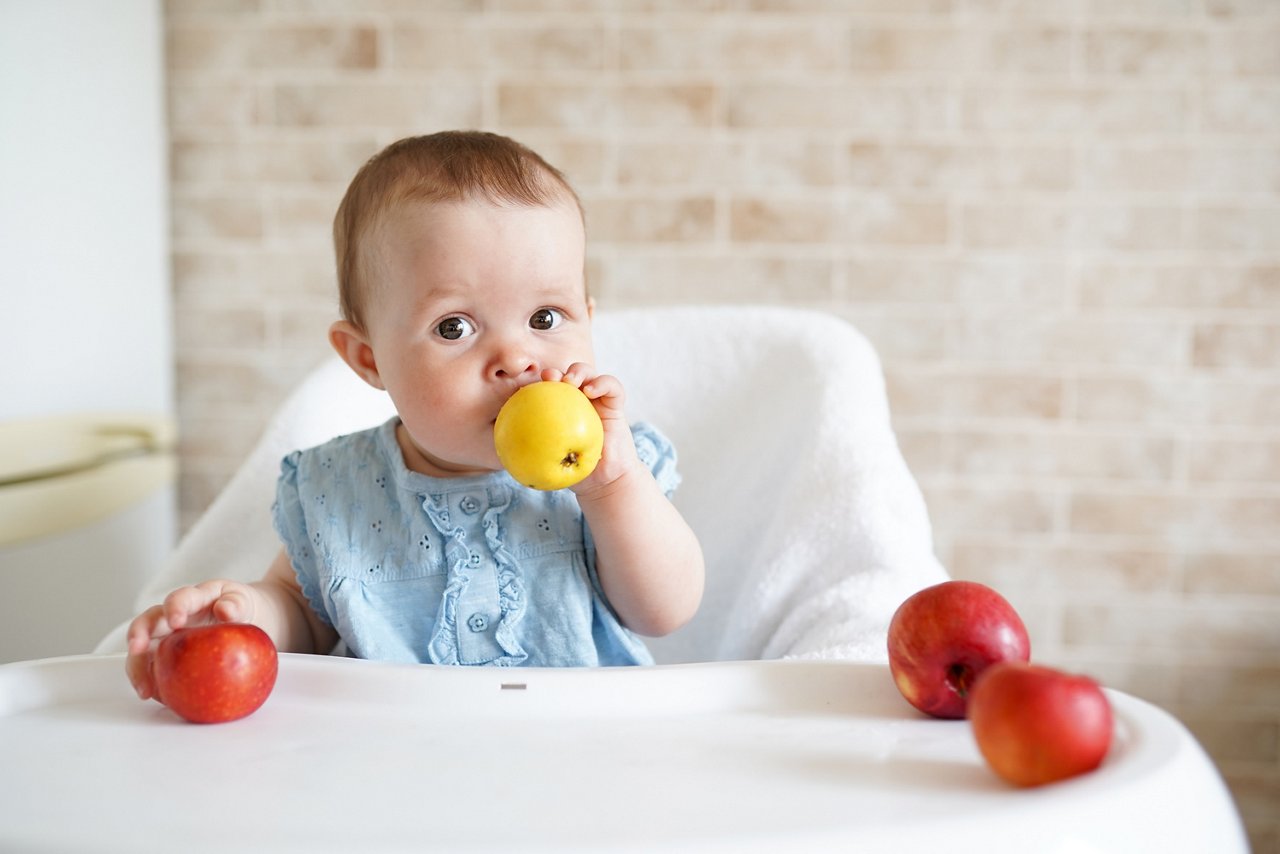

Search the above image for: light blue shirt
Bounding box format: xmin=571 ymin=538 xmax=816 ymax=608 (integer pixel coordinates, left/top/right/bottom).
xmin=272 ymin=417 xmax=680 ymax=667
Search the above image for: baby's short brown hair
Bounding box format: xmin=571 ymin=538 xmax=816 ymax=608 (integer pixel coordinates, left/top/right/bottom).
xmin=333 ymin=130 xmax=583 ymax=330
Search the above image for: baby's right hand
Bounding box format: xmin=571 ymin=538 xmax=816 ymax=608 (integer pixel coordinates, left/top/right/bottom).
xmin=125 ymin=580 xmax=257 ymax=701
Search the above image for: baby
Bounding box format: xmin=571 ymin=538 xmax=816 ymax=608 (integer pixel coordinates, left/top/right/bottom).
xmin=127 ymin=131 xmax=704 ymax=694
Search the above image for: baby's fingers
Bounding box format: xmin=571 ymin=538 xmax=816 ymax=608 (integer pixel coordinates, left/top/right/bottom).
xmin=560 ymin=362 xmax=595 ymax=388
xmin=541 ymin=363 xmax=597 ymax=389
xmin=126 ymin=604 xmax=168 ymax=656
xmin=539 ymin=364 xmax=625 ymax=413
xmin=203 ymin=581 xmax=256 ymax=624
xmin=162 ymin=580 xmax=252 ymax=631
xmin=126 ymin=647 xmax=157 ymax=700
xmin=125 ymin=605 xmax=167 ymax=699
xmin=580 ymin=373 xmax=623 ymax=404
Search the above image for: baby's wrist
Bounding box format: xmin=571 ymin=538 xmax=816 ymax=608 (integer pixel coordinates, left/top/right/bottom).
xmin=572 ymin=453 xmax=646 ymax=504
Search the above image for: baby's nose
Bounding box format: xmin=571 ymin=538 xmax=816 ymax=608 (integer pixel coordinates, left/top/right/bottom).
xmin=490 ymin=348 xmax=538 ymax=381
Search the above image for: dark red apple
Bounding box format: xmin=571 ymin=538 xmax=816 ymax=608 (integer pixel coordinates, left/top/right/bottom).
xmin=887 ymin=580 xmax=1030 ymax=719
xmin=969 ymin=661 xmax=1114 ymax=787
xmin=151 ymin=623 xmax=278 ymax=724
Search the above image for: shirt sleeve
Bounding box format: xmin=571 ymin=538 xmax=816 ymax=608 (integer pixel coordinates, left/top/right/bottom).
xmin=270 ymin=450 xmax=333 ymax=627
xmin=628 ymin=421 xmax=681 ymax=498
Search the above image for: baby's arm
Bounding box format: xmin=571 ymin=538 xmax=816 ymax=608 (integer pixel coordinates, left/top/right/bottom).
xmin=124 ymin=548 xmax=337 ymax=699
xmin=545 ymin=365 xmax=705 ymax=637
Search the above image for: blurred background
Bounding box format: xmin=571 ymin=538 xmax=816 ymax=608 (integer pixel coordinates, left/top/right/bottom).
xmin=4 ymin=0 xmax=1278 ymax=847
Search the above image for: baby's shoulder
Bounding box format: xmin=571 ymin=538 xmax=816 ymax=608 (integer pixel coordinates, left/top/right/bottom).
xmin=629 ymin=421 xmax=680 ymax=495
xmin=281 ymin=420 xmax=390 ymax=479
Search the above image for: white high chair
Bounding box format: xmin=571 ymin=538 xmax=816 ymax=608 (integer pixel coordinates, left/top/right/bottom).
xmin=98 ymin=306 xmax=948 ymax=662
xmin=55 ymin=307 xmax=1247 ymax=854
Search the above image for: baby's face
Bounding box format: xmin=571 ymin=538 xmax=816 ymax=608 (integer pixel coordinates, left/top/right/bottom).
xmin=361 ymin=198 xmax=593 ymax=478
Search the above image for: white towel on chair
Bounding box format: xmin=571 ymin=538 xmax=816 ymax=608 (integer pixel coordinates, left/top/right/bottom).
xmin=596 ymin=307 xmax=949 ymax=664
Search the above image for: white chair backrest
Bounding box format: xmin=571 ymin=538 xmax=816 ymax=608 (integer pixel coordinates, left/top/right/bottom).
xmin=106 ymin=306 xmax=946 ymax=663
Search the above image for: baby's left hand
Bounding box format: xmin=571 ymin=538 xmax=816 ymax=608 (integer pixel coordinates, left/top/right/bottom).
xmin=541 ymin=364 xmax=642 ymax=494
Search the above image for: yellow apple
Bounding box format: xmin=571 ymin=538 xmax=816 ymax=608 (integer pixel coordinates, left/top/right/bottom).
xmin=493 ymin=381 xmax=603 ymax=490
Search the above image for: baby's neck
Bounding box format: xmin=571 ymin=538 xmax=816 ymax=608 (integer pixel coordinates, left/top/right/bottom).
xmin=394 ymin=421 xmax=494 ymax=479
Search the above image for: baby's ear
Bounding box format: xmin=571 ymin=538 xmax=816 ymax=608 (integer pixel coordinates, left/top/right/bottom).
xmin=329 ymin=320 xmax=385 ymax=390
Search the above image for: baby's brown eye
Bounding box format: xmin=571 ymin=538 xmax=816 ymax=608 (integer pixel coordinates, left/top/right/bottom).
xmin=436 ymin=317 xmax=474 ymax=340
xmin=530 ymin=308 xmax=562 ymax=331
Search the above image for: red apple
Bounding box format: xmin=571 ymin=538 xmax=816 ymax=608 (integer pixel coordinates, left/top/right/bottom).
xmin=887 ymin=580 xmax=1030 ymax=719
xmin=968 ymin=661 xmax=1114 ymax=787
xmin=151 ymin=623 xmax=278 ymax=724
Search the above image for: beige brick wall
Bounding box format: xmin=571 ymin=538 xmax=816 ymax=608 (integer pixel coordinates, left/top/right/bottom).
xmin=165 ymin=1 xmax=1280 ymax=846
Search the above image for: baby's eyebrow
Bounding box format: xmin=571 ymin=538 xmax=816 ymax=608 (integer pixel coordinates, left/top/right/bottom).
xmin=406 ymin=279 xmax=586 ymax=315
xmin=408 ymin=280 xmax=471 ymax=308
xmin=528 ymin=280 xmax=589 ymax=301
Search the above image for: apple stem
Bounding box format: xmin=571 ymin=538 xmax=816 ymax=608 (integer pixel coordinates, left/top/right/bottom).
xmin=948 ymin=663 xmax=974 ymax=698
